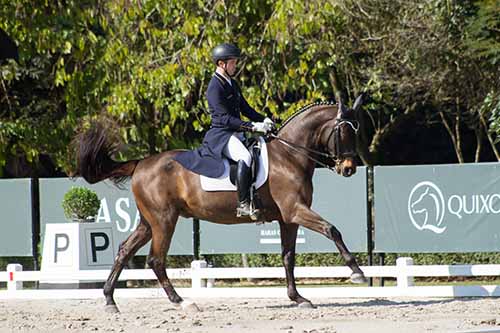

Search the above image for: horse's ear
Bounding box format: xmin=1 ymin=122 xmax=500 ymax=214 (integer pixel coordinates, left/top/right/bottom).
xmin=337 ymin=99 xmax=349 ymax=118
xmin=352 ymin=93 xmax=365 ymax=112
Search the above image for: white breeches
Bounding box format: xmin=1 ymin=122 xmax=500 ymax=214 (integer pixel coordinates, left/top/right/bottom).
xmin=223 ymin=134 xmax=252 ymax=167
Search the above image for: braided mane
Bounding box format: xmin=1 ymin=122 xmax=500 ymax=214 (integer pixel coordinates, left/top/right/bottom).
xmin=278 ymin=100 xmax=336 ymax=133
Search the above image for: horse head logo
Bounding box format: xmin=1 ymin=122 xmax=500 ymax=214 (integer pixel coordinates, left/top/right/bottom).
xmin=407 ymin=181 xmax=446 ymax=234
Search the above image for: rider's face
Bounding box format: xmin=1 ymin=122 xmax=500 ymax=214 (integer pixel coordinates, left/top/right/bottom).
xmin=224 ymin=58 xmax=238 ymax=76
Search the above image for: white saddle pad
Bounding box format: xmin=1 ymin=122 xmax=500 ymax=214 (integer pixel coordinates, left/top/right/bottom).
xmin=200 ymin=137 xmax=269 ymax=191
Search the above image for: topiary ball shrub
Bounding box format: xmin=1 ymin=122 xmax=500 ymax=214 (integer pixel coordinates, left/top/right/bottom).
xmin=61 ymin=186 xmax=100 ymax=222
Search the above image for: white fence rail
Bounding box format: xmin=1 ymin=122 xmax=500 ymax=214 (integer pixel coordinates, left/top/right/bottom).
xmin=1 ymin=257 xmax=500 ymax=300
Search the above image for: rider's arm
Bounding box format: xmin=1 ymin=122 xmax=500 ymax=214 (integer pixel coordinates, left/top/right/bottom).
xmin=235 ymin=82 xmax=265 ymax=123
xmin=207 ymin=84 xmax=253 ymax=131
xmin=240 ymin=96 xmax=265 ymax=123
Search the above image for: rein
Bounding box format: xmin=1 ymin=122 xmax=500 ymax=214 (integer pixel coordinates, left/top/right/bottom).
xmin=269 ymin=133 xmax=339 ymax=173
xmin=268 ymin=119 xmax=359 ymax=173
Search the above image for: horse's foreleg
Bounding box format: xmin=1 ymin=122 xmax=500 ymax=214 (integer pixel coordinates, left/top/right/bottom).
xmin=289 ymin=204 xmax=367 ymax=283
xmin=279 ymin=222 xmax=314 ymax=308
xmin=103 ymin=221 xmax=152 ymax=312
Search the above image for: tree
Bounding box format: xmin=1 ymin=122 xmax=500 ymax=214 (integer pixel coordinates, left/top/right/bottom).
xmin=1 ymin=0 xmax=499 ymax=177
xmin=465 ymin=0 xmax=500 ymax=160
xmin=0 ymin=0 xmax=109 ymax=175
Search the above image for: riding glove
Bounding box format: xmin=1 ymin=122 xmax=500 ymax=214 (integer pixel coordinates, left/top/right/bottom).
xmin=252 ymin=122 xmax=271 ymax=133
xmin=263 ymin=117 xmax=276 ymax=130
xmin=263 ymin=117 xmax=274 ymax=126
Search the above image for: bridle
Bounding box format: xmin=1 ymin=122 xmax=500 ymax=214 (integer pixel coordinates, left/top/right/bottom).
xmin=269 ymin=116 xmax=359 ymax=173
xmin=326 ymin=118 xmax=359 ymax=160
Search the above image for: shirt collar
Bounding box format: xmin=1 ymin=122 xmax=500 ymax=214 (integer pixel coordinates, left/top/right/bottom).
xmin=215 ymin=69 xmax=232 ymax=86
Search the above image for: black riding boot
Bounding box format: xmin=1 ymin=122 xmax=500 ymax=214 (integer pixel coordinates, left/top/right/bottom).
xmin=236 ymin=160 xmax=257 ymax=218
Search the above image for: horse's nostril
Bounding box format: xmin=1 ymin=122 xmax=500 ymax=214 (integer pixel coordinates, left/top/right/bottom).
xmin=343 ymin=168 xmax=353 ymax=177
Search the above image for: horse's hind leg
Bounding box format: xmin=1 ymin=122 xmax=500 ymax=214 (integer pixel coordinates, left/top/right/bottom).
xmin=279 ymin=222 xmax=314 ymax=308
xmin=103 ymin=219 xmax=152 ymax=313
xmin=146 ymin=210 xmax=199 ymax=311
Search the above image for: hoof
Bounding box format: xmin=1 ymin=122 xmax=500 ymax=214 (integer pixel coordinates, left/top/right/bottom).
xmin=350 ymin=272 xmax=368 ymax=284
xmin=298 ymin=301 xmax=315 ymax=309
xmin=181 ymin=300 xmax=200 ymax=312
xmin=104 ymin=304 xmax=120 ymax=314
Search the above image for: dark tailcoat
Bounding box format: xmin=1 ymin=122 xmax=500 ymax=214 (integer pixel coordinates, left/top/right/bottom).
xmin=174 ymin=73 xmax=265 ymax=177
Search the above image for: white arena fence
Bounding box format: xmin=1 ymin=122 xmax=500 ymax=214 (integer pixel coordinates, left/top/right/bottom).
xmin=1 ymin=257 xmax=500 ymax=300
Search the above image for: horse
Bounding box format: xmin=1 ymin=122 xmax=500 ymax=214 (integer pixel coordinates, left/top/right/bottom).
xmin=74 ymin=96 xmax=367 ymax=312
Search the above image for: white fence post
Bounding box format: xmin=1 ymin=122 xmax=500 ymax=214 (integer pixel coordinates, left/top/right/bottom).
xmin=396 ymin=257 xmax=414 ymax=288
xmin=206 ymin=263 xmax=215 ymax=288
xmin=7 ymin=264 xmax=23 ymax=291
xmin=191 ymin=260 xmax=207 ymax=288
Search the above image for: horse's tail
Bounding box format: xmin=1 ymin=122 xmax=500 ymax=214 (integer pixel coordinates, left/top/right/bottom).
xmin=74 ymin=120 xmax=138 ymax=186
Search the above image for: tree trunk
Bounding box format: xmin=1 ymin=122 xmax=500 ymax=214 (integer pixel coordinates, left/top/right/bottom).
xmin=329 ymin=70 xmax=347 ymax=103
xmin=474 ymin=128 xmax=482 ymax=163
xmin=439 ymin=110 xmax=464 ymax=163
xmin=479 ymin=113 xmax=500 ymax=161
xmin=454 ymin=106 xmax=464 ymax=162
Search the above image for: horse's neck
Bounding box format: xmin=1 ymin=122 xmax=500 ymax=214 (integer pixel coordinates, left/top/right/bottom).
xmin=279 ymin=107 xmax=334 ymax=149
xmin=271 ymin=107 xmax=335 ymax=175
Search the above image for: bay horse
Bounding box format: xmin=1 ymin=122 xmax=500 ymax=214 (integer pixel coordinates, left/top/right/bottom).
xmin=74 ymin=97 xmax=367 ymax=312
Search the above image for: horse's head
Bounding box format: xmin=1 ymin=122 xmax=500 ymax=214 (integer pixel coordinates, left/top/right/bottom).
xmin=321 ymin=96 xmax=362 ymax=177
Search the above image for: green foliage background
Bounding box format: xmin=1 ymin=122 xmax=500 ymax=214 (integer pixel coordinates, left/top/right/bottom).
xmin=1 ymin=0 xmax=499 ymax=175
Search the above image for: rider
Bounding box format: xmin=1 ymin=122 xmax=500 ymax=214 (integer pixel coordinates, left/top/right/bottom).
xmin=174 ymin=43 xmax=274 ymax=217
xmin=209 ymin=43 xmax=274 ymax=217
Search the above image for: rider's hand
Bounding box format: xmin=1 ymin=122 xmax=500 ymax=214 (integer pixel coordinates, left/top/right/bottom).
xmin=252 ymin=122 xmax=270 ymax=134
xmin=263 ymin=117 xmax=275 ymax=131
xmin=263 ymin=117 xmax=274 ymax=126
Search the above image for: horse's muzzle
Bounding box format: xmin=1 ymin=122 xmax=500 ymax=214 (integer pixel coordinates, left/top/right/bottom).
xmin=339 ymin=159 xmax=357 ymax=177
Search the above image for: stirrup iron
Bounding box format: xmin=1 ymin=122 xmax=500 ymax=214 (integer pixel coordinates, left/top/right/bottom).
xmin=236 ymin=201 xmax=259 ymax=220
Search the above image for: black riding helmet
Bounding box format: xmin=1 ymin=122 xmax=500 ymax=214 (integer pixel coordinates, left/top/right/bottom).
xmin=211 ymin=43 xmax=241 ymax=64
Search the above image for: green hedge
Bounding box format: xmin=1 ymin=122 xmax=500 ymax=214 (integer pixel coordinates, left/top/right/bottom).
xmin=200 ymin=252 xmax=500 ymax=268
xmin=3 ymin=252 xmax=500 ymax=271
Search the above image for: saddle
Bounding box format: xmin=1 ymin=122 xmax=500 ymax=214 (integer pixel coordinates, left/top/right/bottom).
xmin=199 ymin=136 xmax=269 ymax=193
